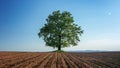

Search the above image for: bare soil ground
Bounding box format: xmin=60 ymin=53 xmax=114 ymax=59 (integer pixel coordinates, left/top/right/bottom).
xmin=0 ymin=51 xmax=120 ymax=68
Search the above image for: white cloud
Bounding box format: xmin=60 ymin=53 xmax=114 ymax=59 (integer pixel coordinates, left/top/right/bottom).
xmin=64 ymin=39 xmax=120 ymax=51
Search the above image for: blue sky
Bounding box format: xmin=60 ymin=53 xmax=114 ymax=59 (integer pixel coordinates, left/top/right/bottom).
xmin=0 ymin=0 xmax=120 ymax=52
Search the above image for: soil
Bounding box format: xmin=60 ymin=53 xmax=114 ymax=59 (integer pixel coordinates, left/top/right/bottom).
xmin=0 ymin=51 xmax=120 ymax=68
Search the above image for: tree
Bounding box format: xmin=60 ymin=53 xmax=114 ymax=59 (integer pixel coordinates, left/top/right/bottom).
xmin=38 ymin=10 xmax=83 ymax=51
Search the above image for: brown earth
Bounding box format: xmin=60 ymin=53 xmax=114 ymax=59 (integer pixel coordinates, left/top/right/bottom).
xmin=0 ymin=52 xmax=120 ymax=68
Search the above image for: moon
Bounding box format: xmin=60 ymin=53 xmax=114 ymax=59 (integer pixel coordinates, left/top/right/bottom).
xmin=108 ymin=12 xmax=111 ymax=15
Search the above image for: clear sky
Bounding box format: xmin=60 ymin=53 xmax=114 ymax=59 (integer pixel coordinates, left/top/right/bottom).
xmin=0 ymin=0 xmax=120 ymax=52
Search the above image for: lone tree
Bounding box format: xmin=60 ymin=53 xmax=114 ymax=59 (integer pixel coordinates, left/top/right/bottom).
xmin=38 ymin=10 xmax=83 ymax=51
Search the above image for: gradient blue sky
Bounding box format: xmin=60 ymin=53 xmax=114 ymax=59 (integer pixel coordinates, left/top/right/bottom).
xmin=0 ymin=0 xmax=120 ymax=52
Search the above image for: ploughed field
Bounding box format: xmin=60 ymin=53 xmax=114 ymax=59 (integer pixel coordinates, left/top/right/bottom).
xmin=0 ymin=52 xmax=120 ymax=68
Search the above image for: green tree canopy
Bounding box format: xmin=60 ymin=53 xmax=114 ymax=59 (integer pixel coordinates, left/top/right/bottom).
xmin=38 ymin=10 xmax=83 ymax=51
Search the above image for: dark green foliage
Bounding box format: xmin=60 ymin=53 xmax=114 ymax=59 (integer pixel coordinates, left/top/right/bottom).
xmin=38 ymin=10 xmax=83 ymax=50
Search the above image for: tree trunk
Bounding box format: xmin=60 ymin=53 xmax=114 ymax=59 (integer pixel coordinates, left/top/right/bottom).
xmin=58 ymin=44 xmax=61 ymax=50
xmin=58 ymin=35 xmax=61 ymax=50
